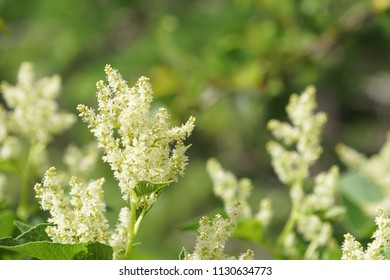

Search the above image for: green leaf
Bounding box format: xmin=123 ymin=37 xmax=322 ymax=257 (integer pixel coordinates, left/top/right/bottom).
xmin=0 ymin=223 xmax=113 ymax=259
xmin=341 ymin=196 xmax=376 ymax=239
xmin=134 ymin=180 xmax=172 ymax=198
xmin=338 ymin=171 xmax=381 ymax=239
xmin=338 ymin=171 xmax=383 ymax=204
xmin=233 ymin=219 xmax=264 ymax=243
xmin=0 ymin=210 xmax=16 ymax=238
xmin=0 ymin=223 xmax=52 ymax=244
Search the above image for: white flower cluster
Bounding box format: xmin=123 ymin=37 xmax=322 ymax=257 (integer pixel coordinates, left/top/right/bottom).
xmin=77 ymin=65 xmax=195 ymax=202
xmin=0 ymin=62 xmax=76 ymax=147
xmin=296 ymin=167 xmax=341 ymax=259
xmin=267 ymin=86 xmax=341 ymax=259
xmin=0 ymin=62 xmax=76 ymax=219
xmin=34 ymin=167 xmax=111 ymax=244
xmin=342 ymin=208 xmax=390 ymax=260
xmin=184 ymin=202 xmax=253 ymax=260
xmin=206 ymin=158 xmax=273 ymax=227
xmin=255 ymin=198 xmax=273 ymax=228
xmin=337 ymin=132 xmax=390 ymax=215
xmin=109 ymin=207 xmax=131 ymax=259
xmin=207 ymin=158 xmax=252 ymax=218
xmin=267 ymin=86 xmax=327 ymax=186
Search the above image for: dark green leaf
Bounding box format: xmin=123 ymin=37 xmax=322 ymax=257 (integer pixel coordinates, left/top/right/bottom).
xmin=134 ymin=180 xmax=171 ymax=198
xmin=0 ymin=223 xmax=113 ymax=259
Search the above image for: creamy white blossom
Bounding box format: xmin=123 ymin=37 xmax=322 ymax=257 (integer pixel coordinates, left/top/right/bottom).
xmin=342 ymin=208 xmax=390 ymax=260
xmin=0 ymin=62 xmax=76 ymax=145
xmin=296 ymin=167 xmax=341 ymax=259
xmin=267 ymin=86 xmax=327 ymax=186
xmin=77 ymin=65 xmax=195 ymax=202
xmin=304 ymin=166 xmax=339 ymax=211
xmin=207 ymin=158 xmax=253 ymax=218
xmin=267 ymin=86 xmax=341 ymax=259
xmin=34 ymin=167 xmax=110 ymax=244
xmin=0 ymin=135 xmax=21 ymax=161
xmin=255 ymin=198 xmax=273 ymax=228
xmin=109 ymin=207 xmax=131 ymax=259
xmin=185 ymin=202 xmax=253 ymax=260
xmin=206 ymin=157 xmax=273 ymax=230
xmin=0 ymin=99 xmax=21 ymax=161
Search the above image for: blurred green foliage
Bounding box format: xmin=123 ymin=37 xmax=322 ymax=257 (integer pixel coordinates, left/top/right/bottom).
xmin=1 ymin=0 xmax=390 ymax=259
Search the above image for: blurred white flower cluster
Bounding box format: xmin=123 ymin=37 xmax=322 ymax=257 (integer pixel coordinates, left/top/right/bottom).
xmin=184 ymin=159 xmax=272 ymax=260
xmin=342 ymin=208 xmax=390 ymax=259
xmin=267 ymin=86 xmax=327 ymax=186
xmin=0 ymin=62 xmax=76 ymax=219
xmin=0 ymin=62 xmax=76 ymax=151
xmin=337 ymin=132 xmax=390 ymax=215
xmin=77 ymin=65 xmax=195 ymax=203
xmin=206 ymin=158 xmax=272 ymax=227
xmin=207 ymin=158 xmax=252 ymax=218
xmin=53 ymin=141 xmax=101 ymax=189
xmin=296 ymin=166 xmax=341 ymax=259
xmin=267 ymin=86 xmax=342 ymax=259
xmin=184 ymin=202 xmax=253 ymax=260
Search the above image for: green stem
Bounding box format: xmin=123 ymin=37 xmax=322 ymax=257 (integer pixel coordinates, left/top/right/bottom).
xmin=277 ymin=180 xmax=304 ymax=252
xmin=134 ymin=208 xmax=147 ymax=235
xmin=277 ymin=201 xmax=299 ymax=248
xmin=124 ymin=192 xmax=138 ymax=260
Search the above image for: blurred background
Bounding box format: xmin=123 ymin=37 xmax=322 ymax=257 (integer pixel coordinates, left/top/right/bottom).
xmin=1 ymin=0 xmax=390 ymax=259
